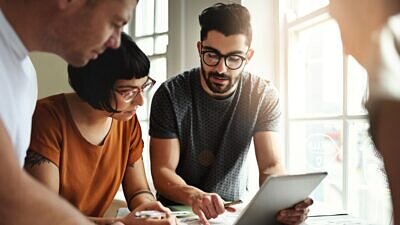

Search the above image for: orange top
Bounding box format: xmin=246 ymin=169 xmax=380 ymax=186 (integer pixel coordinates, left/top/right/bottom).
xmin=28 ymin=94 xmax=143 ymax=216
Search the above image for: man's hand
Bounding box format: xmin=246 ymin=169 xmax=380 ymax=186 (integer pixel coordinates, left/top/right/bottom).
xmin=276 ymin=198 xmax=313 ymax=225
xmin=190 ymin=193 xmax=232 ymax=225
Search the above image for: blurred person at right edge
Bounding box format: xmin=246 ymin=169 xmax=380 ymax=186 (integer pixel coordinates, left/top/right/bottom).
xmin=329 ymin=0 xmax=400 ymax=224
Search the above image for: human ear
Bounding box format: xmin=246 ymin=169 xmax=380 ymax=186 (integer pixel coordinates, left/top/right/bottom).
xmin=245 ymin=48 xmax=254 ymax=64
xmin=197 ymin=41 xmax=202 ymax=56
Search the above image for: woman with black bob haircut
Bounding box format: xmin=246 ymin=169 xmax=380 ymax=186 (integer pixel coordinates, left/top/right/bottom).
xmin=24 ymin=33 xmax=178 ymax=225
xmin=68 ymin=32 xmax=151 ymax=113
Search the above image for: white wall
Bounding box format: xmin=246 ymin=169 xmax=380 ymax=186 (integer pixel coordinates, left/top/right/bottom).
xmin=30 ymin=52 xmax=71 ymax=99
xmin=242 ymin=0 xmax=278 ymax=82
xmin=167 ymin=0 xmax=240 ymax=77
xmin=167 ymin=0 xmax=277 ymax=82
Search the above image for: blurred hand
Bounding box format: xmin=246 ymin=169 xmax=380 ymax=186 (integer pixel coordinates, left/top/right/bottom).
xmin=111 ymin=222 xmax=125 ymax=225
xmin=120 ymin=201 xmax=178 ymax=225
xmin=120 ymin=215 xmax=178 ymax=225
xmin=276 ymin=198 xmax=313 ymax=225
xmin=190 ymin=192 xmax=233 ymax=225
xmin=133 ymin=201 xmax=172 ymax=215
xmin=90 ymin=216 xmax=178 ymax=225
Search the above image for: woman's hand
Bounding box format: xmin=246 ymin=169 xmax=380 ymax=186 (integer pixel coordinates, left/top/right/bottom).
xmin=121 ymin=209 xmax=178 ymax=225
xmin=132 ymin=201 xmax=172 ymax=215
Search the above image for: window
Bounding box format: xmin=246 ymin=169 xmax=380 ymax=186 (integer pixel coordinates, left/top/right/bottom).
xmin=120 ymin=0 xmax=168 ymax=196
xmin=128 ymin=0 xmax=168 ymax=123
xmin=281 ymin=1 xmax=391 ymax=223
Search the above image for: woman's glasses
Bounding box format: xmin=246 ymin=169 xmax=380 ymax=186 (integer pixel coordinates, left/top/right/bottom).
xmin=115 ymin=76 xmax=156 ymax=103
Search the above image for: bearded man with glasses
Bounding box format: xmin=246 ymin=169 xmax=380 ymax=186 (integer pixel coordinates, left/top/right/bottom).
xmin=149 ymin=3 xmax=312 ymax=225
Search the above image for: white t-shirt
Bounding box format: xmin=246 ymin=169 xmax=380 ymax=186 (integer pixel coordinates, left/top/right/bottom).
xmin=368 ymin=14 xmax=400 ymax=103
xmin=0 ymin=9 xmax=37 ymax=166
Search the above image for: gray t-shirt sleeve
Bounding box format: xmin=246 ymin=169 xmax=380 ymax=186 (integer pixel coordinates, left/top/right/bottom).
xmin=254 ymin=83 xmax=281 ymax=132
xmin=149 ymin=85 xmax=178 ymax=138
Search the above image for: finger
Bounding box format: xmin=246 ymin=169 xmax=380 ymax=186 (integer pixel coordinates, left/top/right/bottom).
xmin=200 ymin=197 xmax=216 ymax=219
xmin=173 ymin=215 xmax=179 ymax=225
xmin=295 ymin=198 xmax=314 ymax=209
xmin=289 ymin=214 xmax=308 ymax=225
xmin=277 ymin=211 xmax=308 ymax=225
xmin=283 ymin=208 xmax=308 ymax=217
xmin=164 ymin=215 xmax=179 ymax=225
xmin=152 ymin=201 xmax=172 ymax=214
xmin=277 ymin=216 xmax=300 ymax=225
xmin=225 ymin=206 xmax=236 ymax=212
xmin=111 ymin=222 xmax=125 ymax=225
xmin=303 ymin=207 xmax=310 ymax=215
xmin=193 ymin=204 xmax=209 ymax=224
xmin=197 ymin=209 xmax=210 ymax=225
xmin=202 ymin=203 xmax=217 ymax=219
xmin=211 ymin=194 xmax=225 ymax=215
xmin=205 ymin=203 xmax=218 ymax=219
xmin=277 ymin=210 xmax=298 ymax=221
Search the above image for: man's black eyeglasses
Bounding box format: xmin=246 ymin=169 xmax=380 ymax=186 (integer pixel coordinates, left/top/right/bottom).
xmin=200 ymin=44 xmax=248 ymax=70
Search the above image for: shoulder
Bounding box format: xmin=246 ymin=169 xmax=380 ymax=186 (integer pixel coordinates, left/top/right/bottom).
xmin=36 ymin=94 xmax=65 ymax=110
xmin=160 ymin=68 xmax=198 ymax=90
xmin=34 ymin=94 xmax=68 ymax=121
xmin=154 ymin=68 xmax=199 ymax=99
xmin=30 ymin=95 xmax=67 ymax=143
xmin=241 ymin=72 xmax=279 ymax=98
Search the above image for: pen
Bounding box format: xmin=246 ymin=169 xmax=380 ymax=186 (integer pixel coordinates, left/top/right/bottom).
xmin=224 ymin=199 xmax=242 ymax=208
xmin=171 ymin=211 xmax=192 ymax=216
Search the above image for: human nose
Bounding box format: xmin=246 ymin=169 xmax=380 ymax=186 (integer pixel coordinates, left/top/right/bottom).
xmin=105 ymin=30 xmax=122 ymax=49
xmin=215 ymin=57 xmax=228 ymax=74
xmin=132 ymin=90 xmax=144 ymax=106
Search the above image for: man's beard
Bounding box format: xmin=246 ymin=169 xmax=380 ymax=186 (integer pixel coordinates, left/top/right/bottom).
xmin=201 ymin=65 xmax=239 ymax=94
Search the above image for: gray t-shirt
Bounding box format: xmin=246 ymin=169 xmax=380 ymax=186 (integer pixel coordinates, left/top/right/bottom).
xmin=150 ymin=68 xmax=281 ymax=204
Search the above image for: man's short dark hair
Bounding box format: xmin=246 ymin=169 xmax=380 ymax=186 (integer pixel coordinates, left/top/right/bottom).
xmin=199 ymin=3 xmax=252 ymax=46
xmin=68 ymin=32 xmax=150 ymax=113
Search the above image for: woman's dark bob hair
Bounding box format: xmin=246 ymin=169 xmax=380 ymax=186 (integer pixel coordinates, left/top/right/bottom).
xmin=68 ymin=32 xmax=150 ymax=113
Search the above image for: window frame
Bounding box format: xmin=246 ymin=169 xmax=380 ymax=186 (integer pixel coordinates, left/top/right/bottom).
xmin=279 ymin=2 xmax=389 ymax=220
xmin=129 ymin=0 xmax=169 ymax=121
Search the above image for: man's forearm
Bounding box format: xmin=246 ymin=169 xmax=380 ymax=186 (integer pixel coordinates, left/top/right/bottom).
xmin=2 ymin=167 xmax=93 ymax=225
xmin=0 ymin=122 xmax=93 ymax=225
xmin=154 ymin=169 xmax=204 ymax=206
xmin=89 ymin=217 xmax=122 ymax=225
xmin=259 ymin=163 xmax=285 ymax=187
